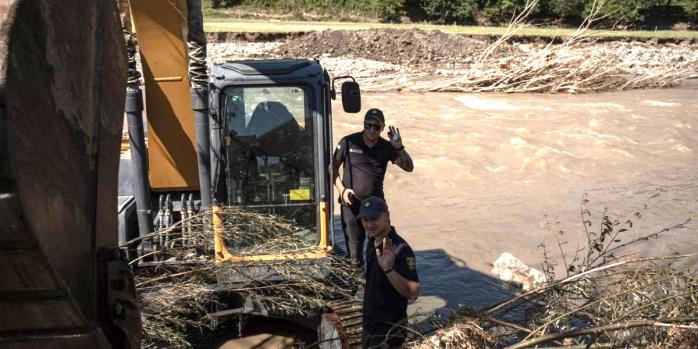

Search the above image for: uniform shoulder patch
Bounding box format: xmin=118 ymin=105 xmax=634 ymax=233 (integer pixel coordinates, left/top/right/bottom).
xmin=406 ymin=256 xmax=416 ymax=271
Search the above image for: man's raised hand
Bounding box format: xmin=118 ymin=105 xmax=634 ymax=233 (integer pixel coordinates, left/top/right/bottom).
xmin=377 ymin=237 xmax=396 ymax=272
xmin=387 ymin=126 xmax=403 ymax=149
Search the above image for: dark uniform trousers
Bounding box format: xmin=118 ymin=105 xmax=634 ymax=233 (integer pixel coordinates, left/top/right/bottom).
xmin=363 ymin=324 xmax=407 ymax=348
xmin=340 ymin=199 xmax=366 ymax=267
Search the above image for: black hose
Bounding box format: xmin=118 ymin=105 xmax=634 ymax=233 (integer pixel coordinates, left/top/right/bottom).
xmin=125 ymin=88 xmax=153 ymax=239
xmin=187 ymin=0 xmax=211 ymax=209
xmin=192 ymin=87 xmax=211 ymax=209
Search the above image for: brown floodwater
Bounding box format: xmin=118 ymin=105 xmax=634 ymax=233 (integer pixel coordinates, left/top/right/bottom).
xmin=331 ymin=81 xmax=698 ymax=317
xmin=214 ymin=82 xmax=697 ymax=347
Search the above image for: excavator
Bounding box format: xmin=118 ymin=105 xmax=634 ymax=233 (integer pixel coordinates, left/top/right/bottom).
xmin=1 ymin=0 xmax=362 ymax=348
xmin=119 ymin=0 xmax=364 ymax=346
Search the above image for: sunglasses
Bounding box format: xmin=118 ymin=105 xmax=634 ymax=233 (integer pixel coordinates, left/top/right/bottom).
xmin=364 ymin=122 xmax=383 ymax=131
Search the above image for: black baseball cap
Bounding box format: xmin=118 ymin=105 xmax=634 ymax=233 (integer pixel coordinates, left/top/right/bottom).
xmin=356 ymin=196 xmax=389 ymax=219
xmin=364 ymin=108 xmax=385 ymax=123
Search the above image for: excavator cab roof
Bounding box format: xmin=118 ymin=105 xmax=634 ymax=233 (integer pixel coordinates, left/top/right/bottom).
xmin=211 ymin=59 xmax=325 ymax=86
xmin=220 ymin=59 xmax=314 ymax=76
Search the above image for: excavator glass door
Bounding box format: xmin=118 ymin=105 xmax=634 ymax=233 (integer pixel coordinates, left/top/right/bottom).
xmin=221 ymin=85 xmax=318 ymax=249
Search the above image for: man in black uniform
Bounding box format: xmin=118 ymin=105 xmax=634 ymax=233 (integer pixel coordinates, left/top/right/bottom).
xmin=357 ymin=196 xmax=420 ymax=348
xmin=332 ymin=108 xmax=414 ymax=267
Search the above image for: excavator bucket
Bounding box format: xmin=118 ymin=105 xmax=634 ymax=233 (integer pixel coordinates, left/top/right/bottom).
xmin=0 ymin=1 xmax=140 ymax=347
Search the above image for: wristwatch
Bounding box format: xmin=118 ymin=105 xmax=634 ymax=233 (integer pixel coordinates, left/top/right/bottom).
xmin=383 ymin=266 xmax=394 ymax=274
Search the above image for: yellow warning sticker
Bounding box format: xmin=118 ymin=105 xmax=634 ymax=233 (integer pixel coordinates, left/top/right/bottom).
xmin=290 ymin=189 xmax=311 ymax=201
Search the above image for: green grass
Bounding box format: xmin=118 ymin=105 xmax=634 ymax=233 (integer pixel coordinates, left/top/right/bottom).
xmin=204 ymin=18 xmax=698 ymax=39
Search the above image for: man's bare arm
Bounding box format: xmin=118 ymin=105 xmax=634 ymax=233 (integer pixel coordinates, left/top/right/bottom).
xmin=387 ymin=126 xmax=414 ymax=172
xmin=331 ymin=162 xmax=354 ymax=205
xmin=394 ymin=149 xmax=414 ymax=172
xmin=330 ymin=163 xmax=343 ymax=192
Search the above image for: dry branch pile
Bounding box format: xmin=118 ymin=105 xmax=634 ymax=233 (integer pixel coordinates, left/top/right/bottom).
xmin=209 ymin=19 xmax=696 ymax=94
xmin=408 ymin=307 xmax=497 ymax=349
xmin=239 ymin=0 xmax=695 ymax=93
xmin=409 ymin=193 xmax=697 ymax=349
xmin=121 ymin=208 xmax=359 ymax=348
xmin=414 ymin=0 xmax=690 ymax=93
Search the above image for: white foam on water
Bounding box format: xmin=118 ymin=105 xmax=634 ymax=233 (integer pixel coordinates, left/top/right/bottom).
xmin=674 ymin=144 xmax=692 ymax=153
xmin=611 ymin=148 xmax=635 ymax=158
xmin=513 ymin=127 xmax=530 ymax=135
xmin=509 ymin=137 xmax=528 ymax=148
xmin=570 ymin=102 xmax=631 ymax=113
xmin=587 ymin=129 xmax=623 ymax=142
xmin=642 ymin=100 xmax=680 ymax=107
xmin=455 ymin=95 xmax=522 ymax=111
xmin=485 ymin=165 xmax=507 ymax=173
xmin=577 ymin=102 xmax=630 ymax=111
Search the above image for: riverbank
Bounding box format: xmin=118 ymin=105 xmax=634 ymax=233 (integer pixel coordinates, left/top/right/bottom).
xmin=204 ymin=18 xmax=698 ymax=39
xmin=207 ymin=28 xmax=698 ymax=93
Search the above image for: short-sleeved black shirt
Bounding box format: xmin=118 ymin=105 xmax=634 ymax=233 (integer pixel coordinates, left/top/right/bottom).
xmin=333 ymin=132 xmax=400 ymax=202
xmin=363 ymin=228 xmax=419 ymax=334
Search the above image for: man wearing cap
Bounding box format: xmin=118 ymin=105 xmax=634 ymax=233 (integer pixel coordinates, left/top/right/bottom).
xmin=332 ymin=108 xmax=414 ymax=268
xmin=357 ymin=196 xmax=420 ymax=348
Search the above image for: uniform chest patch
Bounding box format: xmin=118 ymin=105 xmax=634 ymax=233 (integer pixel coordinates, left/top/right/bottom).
xmin=349 ymin=148 xmax=364 ymax=154
xmin=406 ymin=257 xmax=416 ymax=271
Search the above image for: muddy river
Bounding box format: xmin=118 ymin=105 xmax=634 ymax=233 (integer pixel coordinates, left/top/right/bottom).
xmin=220 ymin=82 xmax=697 ymax=346
xmin=330 ymin=81 xmax=698 ymax=319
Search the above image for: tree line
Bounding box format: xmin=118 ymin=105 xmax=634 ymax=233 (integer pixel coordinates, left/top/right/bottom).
xmin=209 ymin=0 xmax=697 ymax=29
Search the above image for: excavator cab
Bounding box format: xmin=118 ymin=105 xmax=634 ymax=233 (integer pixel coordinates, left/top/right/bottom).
xmin=118 ymin=58 xmax=361 ymax=259
xmin=210 ymin=59 xmax=343 ymax=254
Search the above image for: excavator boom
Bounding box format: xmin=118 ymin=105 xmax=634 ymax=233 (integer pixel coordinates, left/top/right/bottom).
xmin=129 ymin=0 xmax=200 ymax=191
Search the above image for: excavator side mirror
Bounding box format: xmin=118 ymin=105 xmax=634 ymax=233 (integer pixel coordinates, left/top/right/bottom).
xmin=332 ymin=76 xmax=361 ymax=113
xmin=341 ymin=81 xmax=361 ymax=113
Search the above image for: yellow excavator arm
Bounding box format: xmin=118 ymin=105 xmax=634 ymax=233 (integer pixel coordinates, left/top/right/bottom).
xmin=129 ymin=0 xmax=199 ymax=191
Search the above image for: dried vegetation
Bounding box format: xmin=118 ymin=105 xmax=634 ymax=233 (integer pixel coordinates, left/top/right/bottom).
xmin=121 ymin=208 xmax=359 ymax=348
xmin=410 ymin=193 xmax=697 ymax=349
xmin=209 ymin=0 xmax=698 ymax=93
xmin=413 ymin=0 xmax=690 ymax=93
